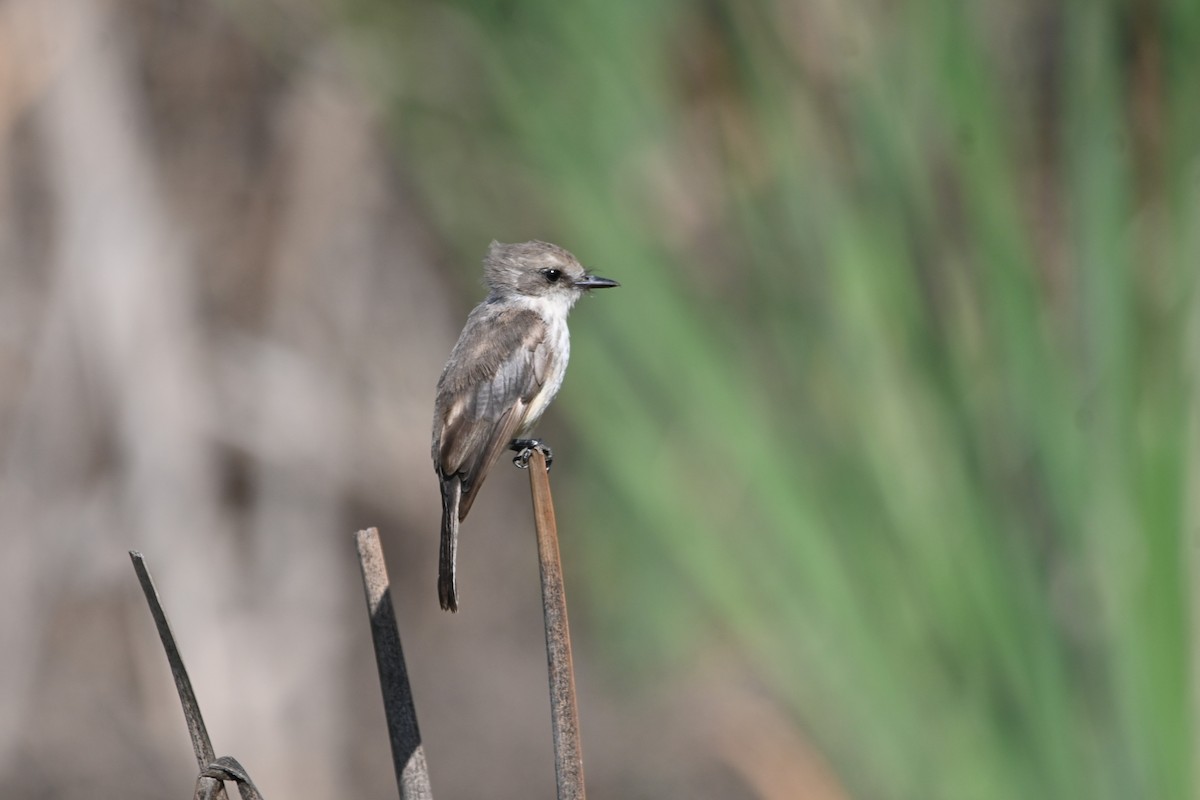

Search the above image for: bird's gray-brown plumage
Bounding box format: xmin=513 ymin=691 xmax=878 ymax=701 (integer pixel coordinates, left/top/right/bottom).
xmin=432 ymin=240 xmax=618 ymax=611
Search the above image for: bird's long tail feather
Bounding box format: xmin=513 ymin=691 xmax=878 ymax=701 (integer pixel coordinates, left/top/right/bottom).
xmin=438 ymin=477 xmax=462 ymax=612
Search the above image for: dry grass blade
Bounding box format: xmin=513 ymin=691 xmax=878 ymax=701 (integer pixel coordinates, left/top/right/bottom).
xmin=201 ymin=756 xmax=265 ymax=800
xmin=525 ymin=450 xmax=586 ymax=800
xmin=128 ymin=551 xmax=230 ymax=800
xmin=354 ymin=528 xmax=434 ymax=800
xmin=130 ymin=551 xmax=265 ymax=800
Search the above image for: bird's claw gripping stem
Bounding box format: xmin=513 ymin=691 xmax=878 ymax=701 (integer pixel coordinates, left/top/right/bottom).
xmin=511 ymin=439 xmax=553 ymax=470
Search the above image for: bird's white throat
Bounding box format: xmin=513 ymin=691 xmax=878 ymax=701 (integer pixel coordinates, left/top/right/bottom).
xmin=509 ymin=291 xmax=580 ymax=322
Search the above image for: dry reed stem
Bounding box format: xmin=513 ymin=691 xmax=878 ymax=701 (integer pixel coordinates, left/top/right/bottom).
xmin=130 ymin=551 xmax=263 ymax=800
xmin=354 ymin=528 xmax=434 ymax=800
xmin=525 ymin=450 xmax=586 ymax=800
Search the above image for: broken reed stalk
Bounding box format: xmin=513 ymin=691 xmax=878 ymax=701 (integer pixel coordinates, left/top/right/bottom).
xmin=525 ymin=449 xmax=586 ymax=800
xmin=128 ymin=551 xmax=262 ymax=800
xmin=354 ymin=528 xmax=434 ymax=800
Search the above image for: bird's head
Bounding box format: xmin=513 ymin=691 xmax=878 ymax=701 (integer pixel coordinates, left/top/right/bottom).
xmin=483 ymin=240 xmax=619 ymax=307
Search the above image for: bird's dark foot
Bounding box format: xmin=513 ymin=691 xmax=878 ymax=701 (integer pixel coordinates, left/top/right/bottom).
xmin=510 ymin=439 xmax=553 ymax=470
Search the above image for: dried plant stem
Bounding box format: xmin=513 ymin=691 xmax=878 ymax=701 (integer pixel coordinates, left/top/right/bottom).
xmin=354 ymin=528 xmax=434 ymax=800
xmin=525 ymin=450 xmax=586 ymax=800
xmin=129 ymin=551 xmax=262 ymax=800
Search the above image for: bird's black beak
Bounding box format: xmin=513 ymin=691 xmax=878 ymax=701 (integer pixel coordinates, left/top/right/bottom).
xmin=575 ymin=274 xmax=620 ymax=290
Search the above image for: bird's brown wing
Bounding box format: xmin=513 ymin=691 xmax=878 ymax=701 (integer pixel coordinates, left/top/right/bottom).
xmin=434 ymin=306 xmax=551 ymax=520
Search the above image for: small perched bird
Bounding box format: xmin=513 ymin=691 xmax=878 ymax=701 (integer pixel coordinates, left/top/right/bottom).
xmin=431 ymin=240 xmax=619 ymax=612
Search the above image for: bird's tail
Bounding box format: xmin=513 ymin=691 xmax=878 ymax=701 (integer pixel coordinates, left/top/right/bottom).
xmin=438 ymin=477 xmax=462 ymax=612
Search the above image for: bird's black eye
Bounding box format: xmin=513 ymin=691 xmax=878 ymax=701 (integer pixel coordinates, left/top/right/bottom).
xmin=542 ymin=269 xmax=562 ymax=283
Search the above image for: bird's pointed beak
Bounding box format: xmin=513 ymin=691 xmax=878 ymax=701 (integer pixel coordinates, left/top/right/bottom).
xmin=575 ymin=274 xmax=620 ymax=290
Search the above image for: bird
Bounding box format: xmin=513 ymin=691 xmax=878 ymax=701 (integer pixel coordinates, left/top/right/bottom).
xmin=431 ymin=240 xmax=619 ymax=612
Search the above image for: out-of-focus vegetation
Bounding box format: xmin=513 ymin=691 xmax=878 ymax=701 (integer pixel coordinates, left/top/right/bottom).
xmin=345 ymin=1 xmax=1198 ymax=797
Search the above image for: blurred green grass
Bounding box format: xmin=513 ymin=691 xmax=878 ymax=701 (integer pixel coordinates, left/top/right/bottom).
xmin=348 ymin=0 xmax=1197 ymax=796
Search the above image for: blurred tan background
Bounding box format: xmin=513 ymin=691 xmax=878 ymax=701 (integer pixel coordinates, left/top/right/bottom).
xmin=0 ymin=1 xmax=774 ymax=797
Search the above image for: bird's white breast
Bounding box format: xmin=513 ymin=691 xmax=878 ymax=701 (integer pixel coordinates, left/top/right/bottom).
xmin=517 ymin=299 xmax=572 ymax=433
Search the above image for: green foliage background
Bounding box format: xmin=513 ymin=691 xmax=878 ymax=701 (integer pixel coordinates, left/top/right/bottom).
xmin=350 ymin=1 xmax=1198 ymax=796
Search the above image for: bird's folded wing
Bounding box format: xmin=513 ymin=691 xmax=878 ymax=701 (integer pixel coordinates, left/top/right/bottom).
xmin=436 ymin=307 xmax=551 ymax=520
